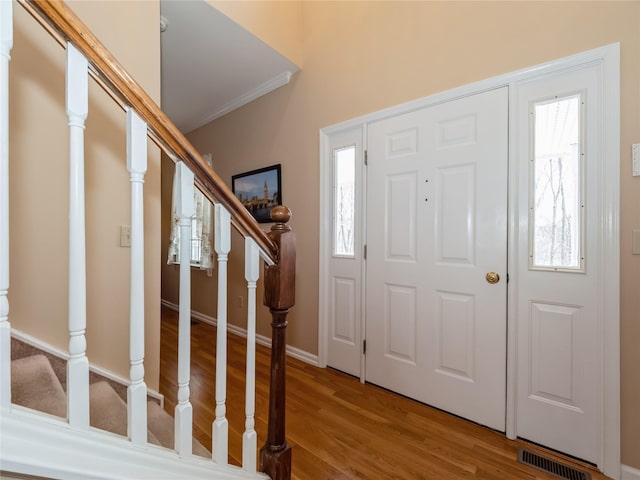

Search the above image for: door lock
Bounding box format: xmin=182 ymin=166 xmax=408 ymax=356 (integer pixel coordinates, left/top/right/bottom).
xmin=486 ymin=272 xmax=500 ymax=284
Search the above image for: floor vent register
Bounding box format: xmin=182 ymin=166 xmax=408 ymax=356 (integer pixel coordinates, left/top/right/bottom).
xmin=517 ymin=448 xmax=591 ymax=480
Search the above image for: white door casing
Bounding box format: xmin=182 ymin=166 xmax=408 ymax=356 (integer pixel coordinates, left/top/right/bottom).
xmin=318 ymin=44 xmax=619 ymax=478
xmin=365 ymin=88 xmax=508 ymax=431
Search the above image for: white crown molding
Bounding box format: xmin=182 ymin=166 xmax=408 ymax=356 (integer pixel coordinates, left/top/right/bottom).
xmin=161 ymin=299 xmax=319 ymax=366
xmin=183 ymin=70 xmax=295 ymax=134
xmin=10 ymin=328 xmax=164 ymax=405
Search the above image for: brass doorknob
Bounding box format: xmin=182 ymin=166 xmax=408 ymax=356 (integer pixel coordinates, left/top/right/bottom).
xmin=486 ymin=272 xmax=500 ymax=284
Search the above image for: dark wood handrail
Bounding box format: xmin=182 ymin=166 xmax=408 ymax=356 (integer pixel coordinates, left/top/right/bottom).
xmin=17 ymin=0 xmax=278 ymax=263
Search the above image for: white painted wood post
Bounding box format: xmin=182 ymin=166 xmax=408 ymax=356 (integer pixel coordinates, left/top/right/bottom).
xmin=66 ymin=44 xmax=90 ymax=429
xmin=126 ymin=109 xmax=148 ymax=445
xmin=174 ymin=162 xmax=194 ymax=456
xmin=213 ymin=204 xmax=230 ymax=464
xmin=0 ymin=0 xmax=12 ymax=409
xmin=242 ymin=238 xmax=260 ymax=472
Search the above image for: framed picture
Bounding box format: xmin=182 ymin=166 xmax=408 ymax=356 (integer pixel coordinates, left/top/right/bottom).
xmin=232 ymin=164 xmax=282 ymax=223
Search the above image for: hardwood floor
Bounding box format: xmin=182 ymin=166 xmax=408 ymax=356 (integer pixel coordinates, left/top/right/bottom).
xmin=159 ymin=305 xmax=610 ymax=479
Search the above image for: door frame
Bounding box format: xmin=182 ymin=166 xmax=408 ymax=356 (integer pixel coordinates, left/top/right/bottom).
xmin=318 ymin=44 xmax=620 ymax=478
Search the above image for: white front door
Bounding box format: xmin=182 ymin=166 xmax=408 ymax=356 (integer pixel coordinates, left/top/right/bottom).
xmin=514 ymin=63 xmax=605 ymax=464
xmin=365 ymin=88 xmax=508 ymax=430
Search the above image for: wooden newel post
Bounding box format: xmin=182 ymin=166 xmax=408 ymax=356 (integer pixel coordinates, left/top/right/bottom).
xmin=260 ymin=205 xmax=295 ymax=480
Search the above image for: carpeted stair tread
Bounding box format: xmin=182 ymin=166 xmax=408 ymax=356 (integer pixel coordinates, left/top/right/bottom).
xmin=147 ymin=400 xmax=211 ymax=457
xmin=89 ymin=381 xmax=161 ymax=445
xmin=90 ymin=380 xmax=129 ymax=436
xmin=10 ymin=354 xmax=66 ymax=418
xmin=11 ymin=352 xmax=210 ymax=453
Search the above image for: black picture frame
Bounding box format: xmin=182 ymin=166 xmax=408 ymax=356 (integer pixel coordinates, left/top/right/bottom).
xmin=232 ymin=164 xmax=282 ymax=223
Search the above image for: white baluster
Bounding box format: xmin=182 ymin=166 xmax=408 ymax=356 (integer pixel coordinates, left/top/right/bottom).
xmin=0 ymin=0 xmax=12 ymax=409
xmin=66 ymin=44 xmax=89 ymax=429
xmin=175 ymin=162 xmax=194 ymax=456
xmin=213 ymin=204 xmax=230 ymax=464
xmin=126 ymin=109 xmax=147 ymax=445
xmin=242 ymin=238 xmax=260 ymax=472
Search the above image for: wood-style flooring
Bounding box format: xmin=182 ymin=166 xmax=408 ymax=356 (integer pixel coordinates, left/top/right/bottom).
xmin=159 ymin=305 xmax=610 ymax=480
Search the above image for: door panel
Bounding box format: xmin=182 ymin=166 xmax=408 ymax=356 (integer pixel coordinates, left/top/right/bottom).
xmin=436 ymin=291 xmax=475 ymax=380
xmin=366 ymin=88 xmax=508 ymax=431
xmin=332 ymin=277 xmax=356 ymax=343
xmin=385 ymin=284 xmax=418 ymax=363
xmin=326 ymin=127 xmax=364 ymax=377
xmin=386 ymin=173 xmax=417 ymax=260
xmin=437 ymin=165 xmax=475 ymax=263
xmin=516 ymin=65 xmax=602 ymax=463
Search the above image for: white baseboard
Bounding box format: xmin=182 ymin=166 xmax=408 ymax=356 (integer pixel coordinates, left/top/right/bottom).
xmin=11 ymin=328 xmax=68 ymax=359
xmin=10 ymin=328 xmax=164 ymax=406
xmin=622 ymin=465 xmax=640 ymax=480
xmin=161 ymin=299 xmax=319 ymax=366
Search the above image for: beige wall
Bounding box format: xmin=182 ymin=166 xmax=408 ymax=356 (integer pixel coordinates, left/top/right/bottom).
xmin=208 ymin=0 xmax=303 ymax=67
xmin=180 ymin=1 xmax=640 ymax=470
xmin=9 ymin=1 xmax=162 ymax=389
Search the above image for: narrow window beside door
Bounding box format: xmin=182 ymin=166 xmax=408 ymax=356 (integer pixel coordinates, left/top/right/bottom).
xmin=334 ymin=146 xmax=356 ymax=257
xmin=530 ymin=94 xmax=584 ymax=271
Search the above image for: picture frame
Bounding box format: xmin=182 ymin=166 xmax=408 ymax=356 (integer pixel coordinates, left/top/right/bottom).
xmin=232 ymin=164 xmax=282 ymax=223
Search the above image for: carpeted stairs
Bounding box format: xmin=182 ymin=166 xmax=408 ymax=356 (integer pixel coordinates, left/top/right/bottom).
xmin=9 ymin=339 xmax=209 ymax=457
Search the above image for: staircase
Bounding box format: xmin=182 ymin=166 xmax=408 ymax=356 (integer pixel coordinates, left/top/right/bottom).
xmin=10 ymin=338 xmax=210 ymax=457
xmin=0 ymin=1 xmax=295 ymax=479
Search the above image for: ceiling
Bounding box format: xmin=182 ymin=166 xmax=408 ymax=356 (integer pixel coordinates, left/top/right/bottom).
xmin=160 ymin=0 xmax=299 ymax=134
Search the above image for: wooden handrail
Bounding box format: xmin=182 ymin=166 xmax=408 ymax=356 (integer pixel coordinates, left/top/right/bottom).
xmin=17 ymin=0 xmax=278 ymax=263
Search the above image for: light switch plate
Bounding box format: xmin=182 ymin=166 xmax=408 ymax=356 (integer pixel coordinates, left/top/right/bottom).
xmin=633 ymin=144 xmax=640 ymax=176
xmin=633 ymin=230 xmax=640 ymax=255
xmin=120 ymin=225 xmax=131 ymax=247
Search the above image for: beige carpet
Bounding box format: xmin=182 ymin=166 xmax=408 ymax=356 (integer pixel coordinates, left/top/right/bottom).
xmin=10 ymin=341 xmax=209 ymax=457
xmin=11 ymin=354 xmax=66 ymax=418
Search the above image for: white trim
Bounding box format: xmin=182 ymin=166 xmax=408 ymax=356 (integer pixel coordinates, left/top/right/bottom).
xmin=183 ymin=71 xmax=295 ymax=133
xmin=10 ymin=329 xmax=164 ymax=406
xmin=622 ymin=465 xmax=640 ymax=480
xmin=1 ymin=407 xmax=265 ymax=480
xmin=317 ymin=130 xmax=330 ymax=369
xmin=318 ymin=43 xmax=620 ymax=479
xmin=161 ymin=300 xmax=319 ymax=367
xmin=599 ymin=44 xmax=621 ymax=479
xmin=505 ymin=82 xmax=520 ymax=441
xmin=11 ymin=328 xmax=68 ymax=359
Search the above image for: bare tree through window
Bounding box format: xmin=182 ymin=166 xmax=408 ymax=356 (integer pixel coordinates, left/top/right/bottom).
xmin=532 ymin=95 xmax=582 ymax=269
xmin=334 ymin=146 xmax=356 ymax=257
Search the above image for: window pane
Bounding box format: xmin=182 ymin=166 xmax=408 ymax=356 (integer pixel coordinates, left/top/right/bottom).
xmin=334 ymin=146 xmax=356 ymax=256
xmin=191 ymin=218 xmax=201 ymax=264
xmin=531 ymin=95 xmax=582 ymax=269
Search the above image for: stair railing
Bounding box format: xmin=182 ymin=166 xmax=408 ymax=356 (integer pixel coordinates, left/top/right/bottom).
xmin=0 ymin=1 xmax=293 ymax=479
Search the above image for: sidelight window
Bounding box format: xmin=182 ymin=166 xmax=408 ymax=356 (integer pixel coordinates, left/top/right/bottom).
xmin=333 ymin=145 xmax=356 ymax=257
xmin=530 ymin=94 xmax=584 ymax=271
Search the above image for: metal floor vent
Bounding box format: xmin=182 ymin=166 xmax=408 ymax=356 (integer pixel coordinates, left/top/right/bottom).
xmin=518 ymin=448 xmax=591 ymax=480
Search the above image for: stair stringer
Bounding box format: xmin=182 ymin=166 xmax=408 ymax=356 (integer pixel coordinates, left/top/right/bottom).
xmin=1 ymin=406 xmax=267 ymax=480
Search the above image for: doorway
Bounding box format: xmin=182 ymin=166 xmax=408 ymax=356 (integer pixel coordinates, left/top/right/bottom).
xmin=365 ymin=88 xmax=508 ymax=431
xmin=318 ymin=44 xmax=620 ymax=476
